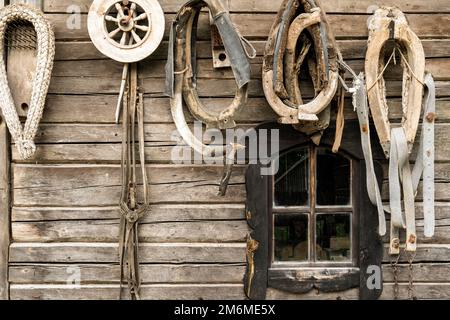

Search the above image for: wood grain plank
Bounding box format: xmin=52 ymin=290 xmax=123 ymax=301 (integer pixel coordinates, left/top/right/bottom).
xmin=38 ymin=96 xmax=450 ymax=125
xmin=11 ymin=220 xmax=249 ymax=243
xmin=15 ymin=123 xmax=450 ymax=152
xmin=9 ymin=243 xmax=247 ymax=263
xmin=382 ymin=263 xmax=450 ymax=283
xmin=53 ymin=40 xmax=450 ymax=61
xmin=44 ymin=0 xmax=450 ymax=14
xmin=11 ymin=204 xmax=245 ymax=222
xmin=12 ymin=164 xmax=246 ymax=206
xmin=9 ymin=283 xmax=245 ymax=300
xmin=46 ymin=13 xmax=450 ymax=41
xmin=9 ymin=264 xmax=246 ymax=284
xmin=383 ymin=245 xmax=450 ymax=262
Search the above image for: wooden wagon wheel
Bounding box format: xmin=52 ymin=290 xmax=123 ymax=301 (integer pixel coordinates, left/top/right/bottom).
xmin=88 ymin=0 xmax=165 ymax=63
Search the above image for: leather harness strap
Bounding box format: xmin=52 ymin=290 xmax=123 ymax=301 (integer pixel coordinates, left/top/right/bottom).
xmin=339 ymin=59 xmax=436 ymax=251
xmin=340 ymin=66 xmax=387 ymax=236
xmin=119 ymin=63 xmax=149 ymax=300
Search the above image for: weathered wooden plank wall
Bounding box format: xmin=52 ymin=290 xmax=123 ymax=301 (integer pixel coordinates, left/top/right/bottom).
xmin=4 ymin=0 xmax=450 ymax=300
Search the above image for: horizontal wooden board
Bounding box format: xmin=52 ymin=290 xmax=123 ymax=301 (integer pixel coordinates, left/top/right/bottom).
xmin=11 ymin=220 xmax=249 ymax=243
xmin=12 ymin=164 xmax=246 ymax=206
xmin=11 ymin=204 xmax=245 ymax=222
xmin=51 ymin=58 xmax=450 ymax=81
xmin=9 ymin=264 xmax=245 ymax=284
xmin=9 ymin=243 xmax=449 ymax=264
xmin=54 ymin=40 xmax=450 ymax=61
xmin=9 ymin=283 xmax=245 ymax=300
xmin=46 ymin=13 xmax=450 ymax=41
xmin=267 ymin=283 xmax=450 ymax=300
xmin=37 ymin=96 xmax=450 ymax=125
xmin=11 ymin=124 xmax=450 ymax=164
xmin=266 ymin=287 xmax=359 ymax=300
xmin=44 ymin=0 xmax=450 ymax=14
xmin=383 ymin=244 xmax=450 ymax=263
xmin=9 ymin=243 xmax=247 ymax=263
xmin=381 ymin=224 xmax=450 ymax=245
xmin=382 ymin=263 xmax=450 ymax=282
xmin=380 ymin=283 xmax=450 ymax=300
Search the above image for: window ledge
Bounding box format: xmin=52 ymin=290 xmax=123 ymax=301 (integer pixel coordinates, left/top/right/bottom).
xmin=268 ymin=267 xmax=360 ymax=294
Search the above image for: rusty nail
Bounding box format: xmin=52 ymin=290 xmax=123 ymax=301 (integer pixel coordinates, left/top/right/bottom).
xmin=361 ymin=124 xmax=368 ymax=133
xmin=392 ymin=238 xmax=400 ymax=249
xmin=408 ymin=234 xmax=417 ymax=244
xmin=426 ymin=112 xmax=436 ymax=123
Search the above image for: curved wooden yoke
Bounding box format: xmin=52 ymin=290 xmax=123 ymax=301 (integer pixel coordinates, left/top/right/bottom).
xmin=165 ymin=0 xmax=252 ymax=196
xmin=365 ymin=7 xmax=425 ymax=157
xmin=262 ymin=0 xmax=340 ymax=134
xmin=166 ymin=0 xmax=252 ymax=131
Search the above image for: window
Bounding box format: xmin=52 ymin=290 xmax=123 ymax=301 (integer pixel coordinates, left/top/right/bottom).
xmin=244 ymin=123 xmax=383 ymax=300
xmin=271 ymin=145 xmax=356 ymax=266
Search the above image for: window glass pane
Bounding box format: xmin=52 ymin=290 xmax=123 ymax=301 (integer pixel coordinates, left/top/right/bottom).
xmin=316 ymin=214 xmax=351 ymax=262
xmin=316 ymin=149 xmax=351 ymax=206
xmin=274 ymin=148 xmax=309 ymax=207
xmin=274 ymin=214 xmax=309 ymax=262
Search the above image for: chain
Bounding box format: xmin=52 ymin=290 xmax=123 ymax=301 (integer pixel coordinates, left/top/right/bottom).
xmin=407 ymin=251 xmax=417 ymax=300
xmin=390 ymin=253 xmax=401 ymax=300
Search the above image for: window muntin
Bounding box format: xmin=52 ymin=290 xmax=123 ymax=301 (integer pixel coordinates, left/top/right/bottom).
xmin=272 ymin=145 xmax=354 ymax=265
xmin=274 ymin=147 xmax=309 ymax=207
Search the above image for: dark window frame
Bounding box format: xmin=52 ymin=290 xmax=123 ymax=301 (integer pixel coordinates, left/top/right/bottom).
xmin=244 ymin=122 xmax=384 ymax=300
xmin=269 ymin=144 xmax=359 ymax=268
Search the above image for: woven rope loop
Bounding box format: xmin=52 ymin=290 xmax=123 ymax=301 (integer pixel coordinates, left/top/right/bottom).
xmin=0 ymin=4 xmax=55 ymax=160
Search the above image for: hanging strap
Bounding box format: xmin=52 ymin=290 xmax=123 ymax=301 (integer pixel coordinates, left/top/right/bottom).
xmin=350 ymin=72 xmax=386 ymax=236
xmin=388 ymin=73 xmax=436 ymax=253
xmin=119 ymin=64 xmax=150 ymax=300
xmin=390 ymin=127 xmax=417 ymax=252
xmin=415 ymin=73 xmax=436 ymax=238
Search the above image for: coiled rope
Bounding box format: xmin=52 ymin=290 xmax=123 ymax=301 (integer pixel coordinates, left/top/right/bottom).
xmin=0 ymin=4 xmax=55 ymax=160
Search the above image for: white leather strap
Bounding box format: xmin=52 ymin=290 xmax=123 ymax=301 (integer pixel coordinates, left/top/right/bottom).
xmin=388 ymin=73 xmax=436 ymax=253
xmin=390 ymin=128 xmax=417 ymax=252
xmin=351 ymin=72 xmax=387 ymax=236
xmin=412 ymin=73 xmax=436 ymax=237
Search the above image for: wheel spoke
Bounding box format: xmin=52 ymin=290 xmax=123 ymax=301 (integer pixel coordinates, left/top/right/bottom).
xmin=130 ymin=3 xmax=137 ymax=11
xmin=120 ymin=31 xmax=128 ymax=45
xmin=115 ymin=3 xmax=124 ymax=18
xmin=105 ymin=15 xmax=118 ymax=22
xmin=131 ymin=30 xmax=141 ymax=43
xmin=134 ymin=13 xmax=147 ymax=21
xmin=134 ymin=24 xmax=149 ymax=32
xmin=108 ymin=27 xmax=121 ymax=38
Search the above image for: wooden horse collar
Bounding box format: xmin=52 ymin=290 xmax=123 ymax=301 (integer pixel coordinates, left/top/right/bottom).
xmin=365 ymin=7 xmax=425 ymax=157
xmin=166 ymin=0 xmax=254 ymax=130
xmin=262 ymin=0 xmax=340 ymax=136
xmin=166 ymin=0 xmax=253 ymax=196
